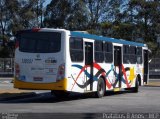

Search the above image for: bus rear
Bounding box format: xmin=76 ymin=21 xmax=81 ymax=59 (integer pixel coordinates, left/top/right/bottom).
xmin=14 ymin=29 xmax=67 ymax=91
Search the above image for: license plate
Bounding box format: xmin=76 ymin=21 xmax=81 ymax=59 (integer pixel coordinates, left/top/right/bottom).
xmin=33 ymin=77 xmax=43 ymax=81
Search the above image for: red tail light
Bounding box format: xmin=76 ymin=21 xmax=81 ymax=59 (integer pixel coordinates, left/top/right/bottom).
xmin=56 ymin=63 xmax=65 ymax=81
xmin=15 ymin=63 xmax=20 ymax=78
xmin=15 ymin=41 xmax=19 ymax=49
xmin=32 ymin=28 xmax=41 ymax=32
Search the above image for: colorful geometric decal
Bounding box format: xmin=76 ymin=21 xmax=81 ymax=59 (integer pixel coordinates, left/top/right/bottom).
xmin=129 ymin=67 xmax=136 ymax=82
xmin=71 ymin=63 xmax=134 ymax=91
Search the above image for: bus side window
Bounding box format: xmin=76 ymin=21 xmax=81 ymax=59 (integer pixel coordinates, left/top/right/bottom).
xmin=104 ymin=42 xmax=113 ymax=63
xmin=136 ymin=47 xmax=142 ymax=64
xmin=123 ymin=45 xmax=130 ymax=64
xmin=130 ymin=46 xmax=136 ymax=64
xmin=94 ymin=41 xmax=104 ymax=63
xmin=70 ymin=37 xmax=84 ymax=62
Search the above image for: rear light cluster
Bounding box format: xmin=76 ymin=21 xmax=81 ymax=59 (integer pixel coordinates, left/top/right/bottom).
xmin=15 ymin=41 xmax=19 ymax=49
xmin=15 ymin=63 xmax=20 ymax=78
xmin=56 ymin=63 xmax=65 ymax=82
xmin=32 ymin=28 xmax=41 ymax=32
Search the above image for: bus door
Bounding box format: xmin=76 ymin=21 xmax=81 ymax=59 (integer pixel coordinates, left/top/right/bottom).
xmin=143 ymin=50 xmax=148 ymax=84
xmin=85 ymin=42 xmax=93 ymax=91
xmin=114 ymin=46 xmax=122 ymax=88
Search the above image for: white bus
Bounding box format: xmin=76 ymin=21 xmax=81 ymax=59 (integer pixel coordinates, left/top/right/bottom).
xmin=14 ymin=28 xmax=149 ymax=98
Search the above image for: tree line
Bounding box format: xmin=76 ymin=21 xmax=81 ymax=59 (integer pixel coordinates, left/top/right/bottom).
xmin=0 ymin=0 xmax=160 ymax=58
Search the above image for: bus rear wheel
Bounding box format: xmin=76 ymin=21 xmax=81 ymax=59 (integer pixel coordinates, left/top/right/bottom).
xmin=96 ymin=77 xmax=106 ymax=98
xmin=125 ymin=77 xmax=139 ymax=93
xmin=131 ymin=78 xmax=139 ymax=93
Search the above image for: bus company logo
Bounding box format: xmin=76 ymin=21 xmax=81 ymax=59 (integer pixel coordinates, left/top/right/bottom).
xmin=45 ymin=57 xmax=57 ymax=64
xmin=35 ymin=54 xmax=41 ymax=60
xmin=36 ymin=54 xmax=40 ymax=59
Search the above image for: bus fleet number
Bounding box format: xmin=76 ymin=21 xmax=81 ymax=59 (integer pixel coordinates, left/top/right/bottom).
xmin=22 ymin=59 xmax=33 ymax=64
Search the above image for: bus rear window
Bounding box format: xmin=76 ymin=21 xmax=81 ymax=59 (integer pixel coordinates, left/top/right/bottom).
xmin=19 ymin=32 xmax=61 ymax=53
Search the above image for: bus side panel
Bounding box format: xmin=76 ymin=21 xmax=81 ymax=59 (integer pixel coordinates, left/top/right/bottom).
xmin=91 ymin=63 xmax=115 ymax=92
xmin=121 ymin=63 xmax=144 ymax=88
xmin=68 ymin=62 xmax=115 ymax=92
xmin=68 ymin=63 xmax=85 ymax=93
xmin=101 ymin=63 xmax=114 ymax=91
xmin=65 ymin=32 xmax=85 ymax=93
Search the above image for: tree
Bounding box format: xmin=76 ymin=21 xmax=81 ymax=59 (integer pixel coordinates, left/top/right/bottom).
xmin=36 ymin=0 xmax=45 ymax=27
xmin=0 ymin=0 xmax=159 ymax=57
xmin=43 ymin=0 xmax=111 ymax=32
xmin=9 ymin=0 xmax=45 ymax=35
xmin=0 ymin=34 xmax=10 ymax=58
xmin=0 ymin=0 xmax=45 ymax=57
xmin=0 ymin=0 xmax=14 ymax=46
xmin=66 ymin=0 xmax=88 ymax=30
xmin=125 ymin=0 xmax=160 ymax=55
xmin=101 ymin=0 xmax=160 ymax=54
xmin=44 ymin=0 xmax=71 ymax=28
xmin=84 ymin=0 xmax=109 ymax=29
xmin=101 ymin=0 xmax=127 ymax=38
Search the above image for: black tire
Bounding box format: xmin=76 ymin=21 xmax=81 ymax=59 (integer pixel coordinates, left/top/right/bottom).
xmin=96 ymin=77 xmax=106 ymax=98
xmin=131 ymin=78 xmax=139 ymax=93
xmin=51 ymin=90 xmax=70 ymax=98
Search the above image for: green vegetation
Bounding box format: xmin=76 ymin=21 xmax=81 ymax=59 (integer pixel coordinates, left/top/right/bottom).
xmin=0 ymin=0 xmax=160 ymax=57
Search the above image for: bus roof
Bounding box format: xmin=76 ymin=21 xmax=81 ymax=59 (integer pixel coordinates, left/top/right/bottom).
xmin=71 ymin=31 xmax=146 ymax=47
xmin=17 ymin=28 xmax=146 ymax=47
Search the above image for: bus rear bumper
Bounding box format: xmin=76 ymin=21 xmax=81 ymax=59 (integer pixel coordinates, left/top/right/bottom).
xmin=14 ymin=78 xmax=67 ymax=91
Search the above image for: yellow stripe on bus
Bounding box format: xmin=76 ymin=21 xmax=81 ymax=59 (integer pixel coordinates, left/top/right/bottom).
xmin=14 ymin=78 xmax=67 ymax=90
xmin=113 ymin=88 xmax=120 ymax=92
